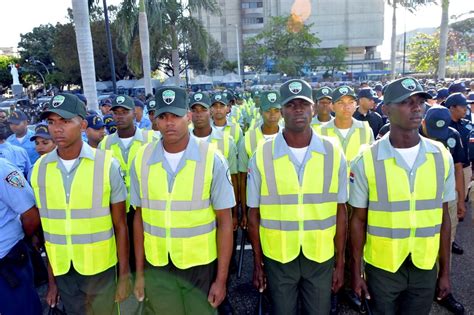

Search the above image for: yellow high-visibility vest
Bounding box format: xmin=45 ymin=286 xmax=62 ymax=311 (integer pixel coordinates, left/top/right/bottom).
xmin=99 ymin=128 xmax=153 ymax=209
xmin=134 ymin=140 xmax=217 ymax=269
xmin=31 ymin=149 xmax=117 ymax=276
xmin=255 ymin=137 xmax=343 ymax=263
xmin=317 ymin=120 xmax=373 ymax=163
xmin=244 ymin=127 xmax=264 ymax=157
xmin=361 ymin=139 xmax=450 ymax=272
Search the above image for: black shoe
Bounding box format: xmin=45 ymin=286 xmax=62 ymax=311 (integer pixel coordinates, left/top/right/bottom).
xmin=218 ymin=297 xmax=234 ymax=315
xmin=345 ymin=289 xmax=363 ymax=313
xmin=452 ymin=242 xmax=464 ymax=255
xmin=438 ymin=293 xmax=465 ymax=315
xmin=330 ymin=293 xmax=339 ymax=315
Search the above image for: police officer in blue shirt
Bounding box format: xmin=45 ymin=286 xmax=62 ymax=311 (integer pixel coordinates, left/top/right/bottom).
xmin=7 ymin=110 xmax=39 ymax=164
xmin=134 ymin=98 xmax=152 ymax=130
xmin=0 ymin=122 xmax=32 ymax=177
xmin=0 ymin=158 xmax=42 ymax=315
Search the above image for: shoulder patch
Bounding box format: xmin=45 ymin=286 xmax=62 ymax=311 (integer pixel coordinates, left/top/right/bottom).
xmin=5 ymin=171 xmax=25 ymax=188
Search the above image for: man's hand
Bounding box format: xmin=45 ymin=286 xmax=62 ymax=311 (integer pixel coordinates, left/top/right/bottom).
xmin=240 ymin=213 xmax=248 ymax=230
xmin=46 ymin=281 xmax=59 ymax=307
xmin=253 ymin=262 xmax=266 ymax=293
xmin=352 ymin=273 xmax=371 ymax=301
xmin=115 ymin=273 xmax=132 ymax=302
xmin=134 ymin=272 xmax=145 ymax=302
xmin=436 ymin=274 xmax=451 ymax=301
xmin=331 ymin=264 xmax=344 ymax=293
xmin=232 ymin=214 xmax=239 ymax=231
xmin=208 ymin=279 xmax=226 ymax=308
xmin=457 ymin=201 xmax=466 ymax=220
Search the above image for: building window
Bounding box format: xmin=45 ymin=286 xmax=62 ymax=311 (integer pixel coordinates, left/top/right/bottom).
xmin=242 ymin=2 xmax=263 ymax=9
xmin=243 ymin=17 xmax=264 ymax=25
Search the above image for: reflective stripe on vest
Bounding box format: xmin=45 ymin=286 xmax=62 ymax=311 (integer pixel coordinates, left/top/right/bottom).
xmin=245 ymin=128 xmax=263 ymax=157
xmin=320 ymin=124 xmax=370 ymax=162
xmin=137 ymin=141 xmax=217 ymax=269
xmin=364 ymin=140 xmax=447 ymax=272
xmin=33 ymin=149 xmax=116 ymax=276
xmin=258 ymin=138 xmax=340 ymax=263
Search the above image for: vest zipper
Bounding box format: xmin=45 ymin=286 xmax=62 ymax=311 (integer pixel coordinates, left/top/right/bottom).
xmin=409 ymin=191 xmax=416 ymax=253
xmin=298 ymin=186 xmax=304 ymax=247
xmin=165 ymin=192 xmax=172 ymax=257
xmin=66 ymin=203 xmax=73 ymax=260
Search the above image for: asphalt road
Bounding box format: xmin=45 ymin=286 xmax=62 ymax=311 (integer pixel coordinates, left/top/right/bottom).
xmin=39 ymin=203 xmax=473 ymax=314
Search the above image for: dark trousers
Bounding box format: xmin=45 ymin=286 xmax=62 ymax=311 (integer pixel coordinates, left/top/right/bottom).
xmin=145 ymin=260 xmax=217 ymax=315
xmin=128 ymin=207 xmax=136 ymax=273
xmin=365 ymin=257 xmax=437 ymax=315
xmin=55 ymin=265 xmax=117 ymax=315
xmin=0 ymin=240 xmax=42 ymax=315
xmin=264 ymin=253 xmax=334 ymax=315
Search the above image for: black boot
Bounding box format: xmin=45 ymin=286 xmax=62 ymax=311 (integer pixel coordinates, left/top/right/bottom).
xmin=437 ymin=293 xmax=465 ymax=315
xmin=452 ymin=241 xmax=464 ymax=255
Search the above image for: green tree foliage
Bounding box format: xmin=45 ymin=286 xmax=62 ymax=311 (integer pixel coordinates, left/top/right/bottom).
xmin=18 ymin=24 xmax=57 ymax=67
xmin=221 ymin=61 xmax=238 ymax=74
xmin=243 ymin=15 xmax=321 ymax=76
xmin=187 ymin=37 xmax=224 ymax=74
xmin=450 ymin=17 xmax=474 ymax=54
xmin=319 ymin=45 xmax=348 ymax=77
xmin=408 ymin=30 xmax=465 ymax=73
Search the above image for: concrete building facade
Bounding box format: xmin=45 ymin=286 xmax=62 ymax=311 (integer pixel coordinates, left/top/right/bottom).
xmin=195 ymin=0 xmax=385 ymax=73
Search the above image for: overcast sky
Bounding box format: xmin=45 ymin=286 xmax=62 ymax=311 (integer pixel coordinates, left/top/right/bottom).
xmin=0 ymin=0 xmax=471 ymax=59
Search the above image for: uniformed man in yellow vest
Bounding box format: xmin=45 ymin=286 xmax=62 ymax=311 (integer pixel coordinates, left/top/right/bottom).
xmin=211 ymin=92 xmax=243 ymax=144
xmin=316 ymin=86 xmax=374 ymax=167
xmin=311 ymin=87 xmax=334 ymax=129
xmin=350 ymin=77 xmax=454 ymax=314
xmin=131 ymin=87 xmax=235 ymax=314
xmin=189 ymin=91 xmax=239 ymax=230
xmin=98 ymin=95 xmax=153 ymax=272
xmin=247 ymin=79 xmax=348 ymax=314
xmin=238 ymin=90 xmax=282 ymax=228
xmin=31 ymin=93 xmax=130 ymax=314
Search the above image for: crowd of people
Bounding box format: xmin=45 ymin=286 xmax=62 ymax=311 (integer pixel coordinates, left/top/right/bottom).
xmin=0 ymin=76 xmax=473 ymax=315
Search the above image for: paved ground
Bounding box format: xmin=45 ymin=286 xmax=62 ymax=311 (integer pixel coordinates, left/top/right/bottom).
xmin=39 ymin=204 xmax=473 ymax=314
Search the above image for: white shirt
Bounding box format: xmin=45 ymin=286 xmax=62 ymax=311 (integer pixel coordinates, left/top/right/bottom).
xmin=195 ymin=135 xmax=211 ymax=142
xmin=214 ymin=126 xmax=225 ymax=132
xmin=164 ymin=149 xmax=185 ymax=173
xmin=394 ymin=143 xmax=421 ymax=170
xmin=16 ymin=134 xmax=27 ymax=144
xmin=119 ymin=136 xmax=134 ymax=148
xmin=289 ymin=146 xmax=308 ymax=164
xmin=59 ymin=158 xmax=77 ymax=173
xmin=337 ymin=128 xmax=350 ymax=138
xmin=263 ymin=133 xmax=278 ymax=141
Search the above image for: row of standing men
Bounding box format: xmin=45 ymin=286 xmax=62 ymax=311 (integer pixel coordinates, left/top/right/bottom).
xmin=0 ymin=76 xmax=472 ymax=315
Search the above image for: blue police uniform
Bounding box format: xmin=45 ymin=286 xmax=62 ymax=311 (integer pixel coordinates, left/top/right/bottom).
xmin=0 ymin=158 xmax=42 ymax=315
xmin=450 ymin=118 xmax=471 ymax=167
xmin=7 ymin=128 xmax=39 ymax=164
xmin=135 ymin=116 xmax=152 ymax=130
xmin=0 ymin=141 xmax=32 ymax=177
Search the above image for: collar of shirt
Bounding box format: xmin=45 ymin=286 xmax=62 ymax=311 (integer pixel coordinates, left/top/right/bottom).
xmin=148 ymin=134 xmax=202 ymax=165
xmin=376 ymin=133 xmax=441 ymax=171
xmin=43 ymin=142 xmax=95 ymax=164
xmin=322 ymin=117 xmax=365 ymax=131
xmin=107 ymin=127 xmax=146 ymax=147
xmin=311 ymin=115 xmax=334 ymax=125
xmin=273 ymin=130 xmax=327 ymax=160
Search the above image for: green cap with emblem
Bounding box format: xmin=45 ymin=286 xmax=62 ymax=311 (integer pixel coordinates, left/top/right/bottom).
xmin=155 ymin=86 xmax=188 ymax=117
xmin=332 ymin=86 xmax=356 ymax=103
xmin=383 ymin=77 xmax=431 ymax=105
xmin=146 ymin=99 xmax=157 ymax=113
xmin=260 ymin=91 xmax=282 ymax=111
xmin=111 ymin=95 xmax=135 ymax=110
xmin=280 ymin=79 xmax=314 ymax=105
xmin=189 ymin=92 xmax=211 ymax=109
xmin=313 ymin=87 xmax=333 ymax=101
xmin=211 ymin=92 xmax=227 ymax=106
xmin=40 ymin=93 xmax=87 ymax=120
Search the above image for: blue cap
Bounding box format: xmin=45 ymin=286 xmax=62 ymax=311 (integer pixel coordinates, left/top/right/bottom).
xmin=134 ymin=99 xmax=145 ymax=108
xmin=427 ymin=89 xmax=437 ymax=99
xmin=7 ymin=110 xmax=28 ymax=124
xmin=100 ymin=98 xmax=112 ymax=106
xmin=358 ymin=88 xmax=377 ymax=100
xmin=467 ymin=93 xmax=474 ymax=101
xmin=424 ymin=106 xmax=451 ymax=140
xmin=436 ymin=88 xmax=449 ymax=100
xmin=445 ymin=93 xmax=473 ymax=108
xmin=86 ymin=114 xmax=105 ymax=130
xmin=30 ymin=123 xmax=51 ymax=141
xmin=103 ymin=114 xmax=116 ymax=134
xmin=448 ymin=81 xmax=468 ymax=94
xmin=76 ymin=94 xmax=87 ymax=105
xmin=374 ymin=84 xmax=383 ymax=92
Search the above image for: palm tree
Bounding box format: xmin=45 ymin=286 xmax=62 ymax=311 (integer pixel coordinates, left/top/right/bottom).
xmin=388 ymin=0 xmax=434 ymax=80
xmin=72 ymin=0 xmax=99 ymax=111
xmin=115 ymin=0 xmax=161 ymax=93
xmin=437 ymin=0 xmax=449 ymax=79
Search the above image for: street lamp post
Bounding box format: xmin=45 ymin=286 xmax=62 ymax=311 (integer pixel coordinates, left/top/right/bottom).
xmin=103 ymin=0 xmax=117 ymax=94
xmin=235 ymin=24 xmax=242 ymax=83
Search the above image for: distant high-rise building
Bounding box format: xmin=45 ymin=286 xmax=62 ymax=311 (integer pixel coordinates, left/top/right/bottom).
xmin=195 ymin=0 xmax=385 ymax=74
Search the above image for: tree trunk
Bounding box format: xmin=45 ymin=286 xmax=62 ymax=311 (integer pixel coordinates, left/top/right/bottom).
xmin=71 ymin=0 xmax=98 ymax=111
xmin=171 ymin=24 xmax=180 ymax=85
xmin=390 ymin=0 xmax=397 ymax=80
xmin=138 ymin=0 xmax=153 ymax=96
xmin=437 ymin=0 xmax=449 ymax=79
